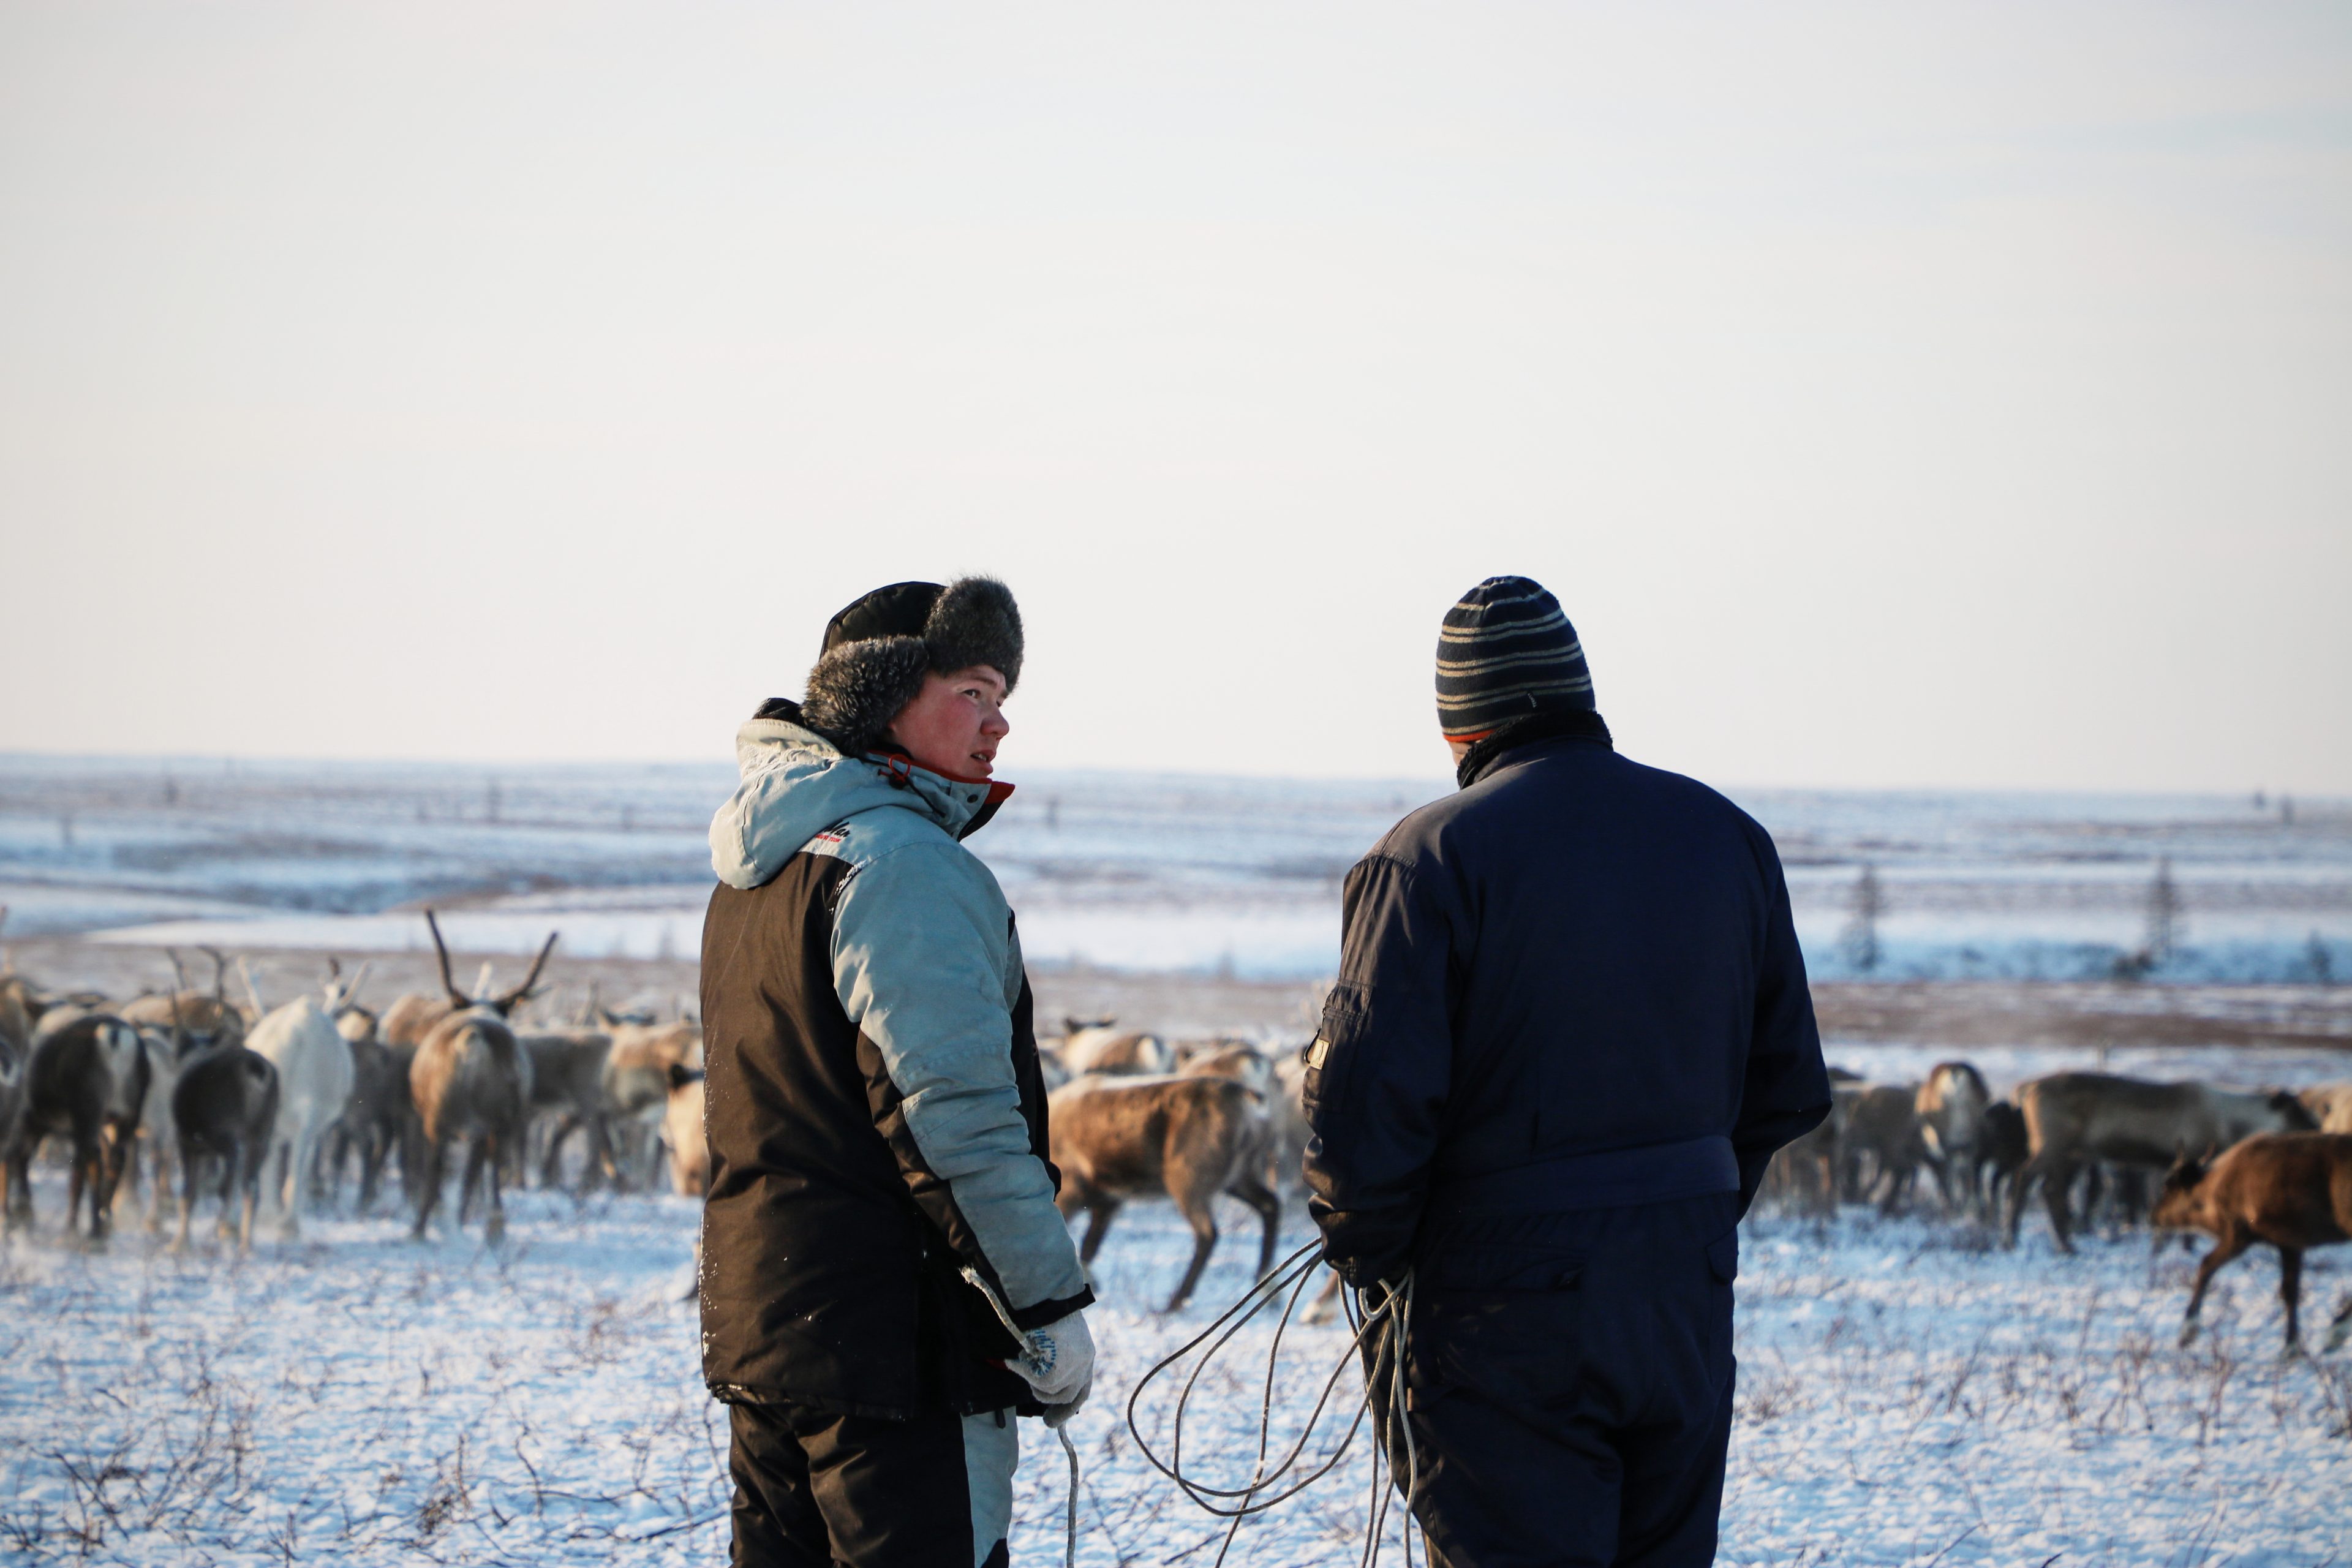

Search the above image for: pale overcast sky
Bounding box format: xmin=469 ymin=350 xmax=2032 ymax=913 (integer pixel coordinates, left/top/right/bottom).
xmin=2 ymin=3 xmax=2346 ymax=791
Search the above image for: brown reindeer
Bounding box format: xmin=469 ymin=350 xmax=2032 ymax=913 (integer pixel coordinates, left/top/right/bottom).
xmin=602 ymin=1019 xmax=703 ymax=1189
xmin=119 ymin=948 xmax=247 ymax=1049
xmin=379 ymin=990 xmax=462 ymax=1051
xmin=1063 ymin=1025 xmax=1174 ymax=1076
xmin=2152 ymin=1132 xmax=2352 ymax=1357
xmin=663 ymin=1064 xmax=709 ymax=1197
xmin=1178 ymin=1040 xmax=1276 ymax=1094
xmin=408 ymin=913 xmax=557 ymax=1243
xmin=170 ymin=1046 xmax=280 ymax=1251
xmin=1049 ymin=1073 xmax=1280 ymax=1312
xmin=2299 ymin=1083 xmax=2352 ymax=1134
xmin=2008 ymin=1073 xmax=2315 ymax=1251
xmin=1182 ymin=1040 xmax=1311 ymax=1191
xmin=1915 ymin=1061 xmax=1993 ymax=1216
xmin=358 ymin=987 xmax=470 ymax=1210
xmin=1763 ymin=1109 xmax=1841 ymax=1216
xmin=4 ymin=1015 xmax=150 ymax=1241
xmin=1839 ymin=1083 xmax=1926 ymax=1215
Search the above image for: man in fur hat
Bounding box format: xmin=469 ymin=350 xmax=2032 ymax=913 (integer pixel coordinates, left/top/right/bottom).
xmin=699 ymin=578 xmax=1093 ymax=1568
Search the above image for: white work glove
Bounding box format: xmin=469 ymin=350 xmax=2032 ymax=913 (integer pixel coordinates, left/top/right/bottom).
xmin=1012 ymin=1310 xmax=1094 ymax=1427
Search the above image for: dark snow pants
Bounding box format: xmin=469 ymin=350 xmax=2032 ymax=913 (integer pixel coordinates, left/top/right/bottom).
xmin=1376 ymin=1193 xmax=1741 ymax=1568
xmin=727 ymin=1400 xmax=1017 ymax=1568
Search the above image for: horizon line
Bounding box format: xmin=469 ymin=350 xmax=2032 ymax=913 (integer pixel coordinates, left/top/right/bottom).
xmin=0 ymin=747 xmax=2342 ymax=809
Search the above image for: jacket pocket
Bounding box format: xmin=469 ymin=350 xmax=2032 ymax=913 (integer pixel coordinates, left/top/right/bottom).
xmin=1705 ymin=1231 xmax=1738 ymax=1284
xmin=1302 ymin=983 xmax=1372 ymax=1109
xmin=1412 ymin=1284 xmax=1585 ymax=1412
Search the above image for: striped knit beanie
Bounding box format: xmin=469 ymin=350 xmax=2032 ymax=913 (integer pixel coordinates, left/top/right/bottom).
xmin=1436 ymin=576 xmax=1595 ymax=741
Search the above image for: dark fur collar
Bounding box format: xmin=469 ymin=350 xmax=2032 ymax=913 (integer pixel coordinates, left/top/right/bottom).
xmin=1457 ymin=707 xmax=1613 ymax=789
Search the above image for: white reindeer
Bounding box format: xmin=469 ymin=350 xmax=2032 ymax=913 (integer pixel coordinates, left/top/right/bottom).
xmin=244 ymin=965 xmax=356 ymax=1237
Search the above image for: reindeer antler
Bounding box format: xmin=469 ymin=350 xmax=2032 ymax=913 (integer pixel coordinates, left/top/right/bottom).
xmin=236 ymin=956 xmax=268 ymax=1017
xmin=165 ymin=948 xmax=191 ymax=1050
xmin=492 ymin=931 xmax=561 ymax=1016
xmin=201 ymin=946 xmax=230 ymax=1006
xmin=423 ymin=910 xmax=469 ymax=1008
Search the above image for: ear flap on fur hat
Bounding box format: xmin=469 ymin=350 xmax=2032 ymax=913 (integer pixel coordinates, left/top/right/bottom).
xmin=800 ymin=636 xmax=932 ymax=758
xmin=798 ymin=576 xmax=1025 ymax=758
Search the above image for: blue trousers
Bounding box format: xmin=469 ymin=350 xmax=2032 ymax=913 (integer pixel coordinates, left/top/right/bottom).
xmin=1376 ymin=1193 xmax=1740 ymax=1568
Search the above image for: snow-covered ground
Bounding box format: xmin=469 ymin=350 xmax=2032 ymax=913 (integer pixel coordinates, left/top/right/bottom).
xmin=4 ymin=1175 xmax=2346 ymax=1566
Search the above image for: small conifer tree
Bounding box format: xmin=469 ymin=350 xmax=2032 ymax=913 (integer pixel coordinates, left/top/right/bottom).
xmin=1842 ymin=863 xmax=1883 ymax=973
xmin=2144 ymin=857 xmax=2182 ymax=966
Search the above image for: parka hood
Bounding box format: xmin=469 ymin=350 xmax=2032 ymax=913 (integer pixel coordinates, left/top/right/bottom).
xmin=709 ymin=710 xmax=1012 ymax=890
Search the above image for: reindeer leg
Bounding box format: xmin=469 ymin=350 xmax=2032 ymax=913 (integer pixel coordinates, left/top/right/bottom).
xmin=278 ymin=1126 xmax=311 ymax=1238
xmin=582 ymin=1114 xmax=615 ymax=1196
xmin=113 ymin=1136 xmax=138 ymax=1227
xmin=2181 ymin=1223 xmax=2253 ymax=1347
xmin=483 ymin=1133 xmax=507 ymax=1245
xmin=538 ymin=1114 xmax=575 ymax=1190
xmin=66 ymin=1132 xmax=91 ymax=1240
xmin=2003 ymin=1156 xmax=2034 ymax=1248
xmin=411 ymin=1137 xmax=446 ymax=1240
xmin=81 ymin=1126 xmax=118 ymax=1245
xmin=175 ymin=1146 xmax=197 ymax=1253
xmin=537 ymin=1115 xmax=566 ymax=1189
xmin=458 ymin=1137 xmax=489 ymax=1227
xmin=95 ymin=1126 xmax=133 ymax=1245
xmin=2278 ymin=1246 xmax=2304 ymax=1360
xmin=237 ymin=1139 xmax=260 ymax=1253
xmin=306 ymin=1127 xmax=331 ymax=1212
xmin=1232 ymin=1174 xmax=1282 ymax=1279
xmin=358 ymin=1125 xmax=386 ymax=1214
xmin=1077 ymin=1198 xmax=1121 ymax=1265
xmin=1876 ymin=1160 xmax=1907 ymax=1218
xmin=1166 ymin=1196 xmax=1221 ymax=1313
xmin=146 ymin=1137 xmax=171 ymax=1234
xmin=1300 ymin=1269 xmax=1346 ymax=1325
xmin=217 ymin=1143 xmax=239 ymax=1242
xmin=2324 ymin=1293 xmax=2352 ymax=1355
xmin=2038 ymin=1158 xmax=2077 ymax=1254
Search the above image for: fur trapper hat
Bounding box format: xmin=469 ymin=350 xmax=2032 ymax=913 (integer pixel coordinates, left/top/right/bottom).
xmin=799 ymin=577 xmax=1023 ymax=756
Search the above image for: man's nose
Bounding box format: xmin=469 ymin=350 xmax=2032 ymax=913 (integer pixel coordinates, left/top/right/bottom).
xmin=983 ymin=705 xmax=1011 ymax=739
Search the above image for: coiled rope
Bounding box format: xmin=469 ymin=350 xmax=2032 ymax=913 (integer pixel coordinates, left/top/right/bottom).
xmin=1126 ymin=1240 xmax=1422 ymax=1568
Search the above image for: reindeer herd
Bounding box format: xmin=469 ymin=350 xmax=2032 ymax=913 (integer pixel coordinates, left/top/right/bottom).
xmin=1765 ymin=1059 xmax=2352 ymax=1355
xmin=0 ymin=916 xmax=711 ymax=1253
xmin=6 ymin=935 xmax=2347 ymax=1356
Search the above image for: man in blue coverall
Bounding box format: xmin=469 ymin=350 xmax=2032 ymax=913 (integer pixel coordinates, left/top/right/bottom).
xmin=1302 ymin=576 xmax=1832 ymax=1568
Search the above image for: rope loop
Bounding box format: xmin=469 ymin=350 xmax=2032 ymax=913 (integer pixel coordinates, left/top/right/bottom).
xmin=1128 ymin=1242 xmax=1423 ymax=1568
